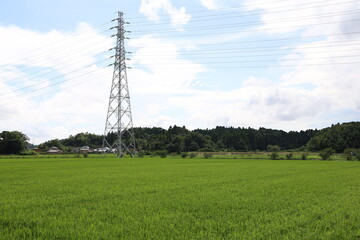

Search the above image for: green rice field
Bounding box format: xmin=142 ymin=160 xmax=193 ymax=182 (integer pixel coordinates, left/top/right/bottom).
xmin=1 ymin=156 xmax=359 ymax=239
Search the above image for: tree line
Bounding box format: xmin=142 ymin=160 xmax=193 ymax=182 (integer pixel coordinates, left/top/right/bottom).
xmin=1 ymin=122 xmax=359 ymax=154
xmin=37 ymin=126 xmax=319 ymax=153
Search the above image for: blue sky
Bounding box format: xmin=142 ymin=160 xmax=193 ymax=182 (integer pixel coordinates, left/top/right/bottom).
xmin=0 ymin=0 xmax=360 ymax=144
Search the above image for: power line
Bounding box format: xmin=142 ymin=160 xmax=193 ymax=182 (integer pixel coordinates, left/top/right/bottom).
xmin=131 ymin=40 xmax=360 ymax=56
xmin=129 ymin=0 xmax=360 ymax=25
xmin=127 ymin=0 xmax=358 ymax=21
xmin=133 ymin=45 xmax=360 ymax=57
xmin=0 ymin=58 xmax=112 ymax=99
xmin=130 ymin=61 xmax=360 ymax=69
xmin=127 ymin=32 xmax=360 ymax=50
xmin=0 ymin=21 xmax=112 ymax=64
xmin=1 ymin=64 xmax=111 ymax=106
xmin=131 ymin=54 xmax=360 ymax=65
xmin=0 ymin=28 xmax=113 ymax=66
xmin=136 ymin=52 xmax=360 ymax=60
xmin=130 ymin=9 xmax=360 ymax=34
xmin=0 ymin=49 xmax=112 ymax=94
xmin=129 ymin=18 xmax=360 ymax=39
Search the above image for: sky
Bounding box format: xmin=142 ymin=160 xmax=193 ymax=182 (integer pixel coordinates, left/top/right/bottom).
xmin=0 ymin=0 xmax=360 ymax=144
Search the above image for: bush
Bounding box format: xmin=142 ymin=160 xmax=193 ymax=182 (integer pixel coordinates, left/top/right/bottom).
xmin=267 ymin=145 xmax=281 ymax=152
xmin=155 ymin=150 xmax=168 ymax=158
xmin=301 ymin=153 xmax=308 ymax=160
xmin=19 ymin=150 xmax=37 ymax=156
xmin=180 ymin=152 xmax=188 ymax=158
xmin=203 ymin=153 xmax=213 ymax=159
xmin=355 ymin=150 xmax=360 ymax=161
xmin=137 ymin=151 xmax=145 ymax=158
xmin=344 ymin=148 xmax=360 ymax=161
xmin=189 ymin=152 xmax=197 ymax=158
xmin=270 ymin=152 xmax=279 ymax=160
xmin=344 ymin=148 xmax=354 ymax=161
xmin=285 ymin=152 xmax=293 ymax=160
xmin=319 ymin=148 xmax=335 ymax=160
xmin=83 ymin=153 xmax=89 ymax=158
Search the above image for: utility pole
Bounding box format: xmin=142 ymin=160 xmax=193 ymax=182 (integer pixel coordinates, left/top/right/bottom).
xmin=102 ymin=11 xmax=136 ymax=157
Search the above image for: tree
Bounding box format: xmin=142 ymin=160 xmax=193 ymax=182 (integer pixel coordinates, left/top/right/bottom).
xmin=270 ymin=152 xmax=279 ymax=160
xmin=38 ymin=139 xmax=64 ymax=151
xmin=319 ymin=148 xmax=335 ymax=160
xmin=0 ymin=131 xmax=29 ymax=154
xmin=344 ymin=148 xmax=360 ymax=161
xmin=267 ymin=145 xmax=281 ymax=152
xmin=307 ymin=122 xmax=360 ymax=152
xmin=286 ymin=153 xmax=293 ymax=160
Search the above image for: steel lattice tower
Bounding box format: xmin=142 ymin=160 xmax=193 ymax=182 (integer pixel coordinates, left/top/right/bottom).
xmin=102 ymin=11 xmax=136 ymax=157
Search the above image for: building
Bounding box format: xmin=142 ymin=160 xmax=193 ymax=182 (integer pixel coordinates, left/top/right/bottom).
xmin=47 ymin=147 xmax=62 ymax=154
xmin=80 ymin=146 xmax=92 ymax=154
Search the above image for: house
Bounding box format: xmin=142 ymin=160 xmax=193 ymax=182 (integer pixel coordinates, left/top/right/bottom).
xmin=33 ymin=147 xmax=42 ymax=153
xmin=80 ymin=146 xmax=92 ymax=154
xmin=94 ymin=147 xmax=109 ymax=153
xmin=47 ymin=147 xmax=62 ymax=154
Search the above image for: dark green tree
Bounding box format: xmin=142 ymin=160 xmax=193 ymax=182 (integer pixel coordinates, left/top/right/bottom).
xmin=0 ymin=131 xmax=29 ymax=154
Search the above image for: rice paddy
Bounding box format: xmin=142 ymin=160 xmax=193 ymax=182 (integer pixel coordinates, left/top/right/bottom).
xmin=1 ymin=156 xmax=359 ymax=239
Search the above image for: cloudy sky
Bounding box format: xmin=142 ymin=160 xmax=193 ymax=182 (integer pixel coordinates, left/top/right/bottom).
xmin=0 ymin=0 xmax=359 ymax=144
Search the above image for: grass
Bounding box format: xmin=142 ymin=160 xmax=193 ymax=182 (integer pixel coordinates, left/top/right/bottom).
xmin=0 ymin=156 xmax=359 ymax=239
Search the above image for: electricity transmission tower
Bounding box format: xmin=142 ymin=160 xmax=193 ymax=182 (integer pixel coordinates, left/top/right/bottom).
xmin=102 ymin=11 xmax=136 ymax=157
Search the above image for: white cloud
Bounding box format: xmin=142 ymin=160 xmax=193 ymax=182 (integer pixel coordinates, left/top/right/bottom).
xmin=0 ymin=23 xmax=114 ymax=144
xmin=243 ymin=0 xmax=360 ymax=35
xmin=1 ymin=0 xmax=360 ymax=145
xmin=128 ymin=35 xmax=205 ymax=95
xmin=199 ymin=0 xmax=220 ymax=10
xmin=139 ymin=74 xmax=341 ymax=132
xmin=139 ymin=0 xmax=191 ymax=28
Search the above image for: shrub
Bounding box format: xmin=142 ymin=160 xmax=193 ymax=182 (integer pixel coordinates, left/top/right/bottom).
xmin=83 ymin=153 xmax=89 ymax=158
xmin=267 ymin=145 xmax=281 ymax=152
xmin=285 ymin=153 xmax=293 ymax=160
xmin=180 ymin=152 xmax=188 ymax=158
xmin=344 ymin=148 xmax=354 ymax=161
xmin=155 ymin=150 xmax=168 ymax=158
xmin=137 ymin=151 xmax=145 ymax=158
xmin=349 ymin=149 xmax=360 ymax=161
xmin=203 ymin=153 xmax=213 ymax=159
xmin=355 ymin=150 xmax=360 ymax=161
xmin=301 ymin=153 xmax=308 ymax=160
xmin=189 ymin=152 xmax=197 ymax=158
xmin=344 ymin=148 xmax=360 ymax=161
xmin=319 ymin=148 xmax=335 ymax=160
xmin=270 ymin=152 xmax=279 ymax=160
xmin=19 ymin=150 xmax=37 ymax=156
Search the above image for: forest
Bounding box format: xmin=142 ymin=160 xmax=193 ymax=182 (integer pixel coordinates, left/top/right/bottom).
xmin=1 ymin=122 xmax=359 ymax=154
xmin=33 ymin=121 xmax=360 ymax=154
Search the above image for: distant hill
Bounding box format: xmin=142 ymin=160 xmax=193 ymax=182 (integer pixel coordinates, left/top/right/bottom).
xmin=307 ymin=122 xmax=360 ymax=152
